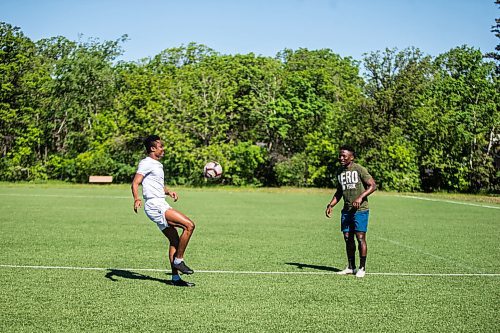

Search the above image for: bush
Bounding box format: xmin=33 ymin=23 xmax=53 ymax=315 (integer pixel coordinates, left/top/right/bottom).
xmin=228 ymin=142 xmax=267 ymax=186
xmin=366 ymin=129 xmax=421 ymax=192
xmin=275 ymin=153 xmax=308 ymax=187
xmin=68 ymin=149 xmax=117 ymax=183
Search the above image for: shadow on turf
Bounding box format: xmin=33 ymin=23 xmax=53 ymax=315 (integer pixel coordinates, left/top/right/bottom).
xmin=105 ymin=269 xmax=175 ymax=285
xmin=285 ymin=262 xmax=341 ymax=272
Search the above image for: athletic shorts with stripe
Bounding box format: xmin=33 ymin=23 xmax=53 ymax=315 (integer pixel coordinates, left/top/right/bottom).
xmin=144 ymin=198 xmax=172 ymax=231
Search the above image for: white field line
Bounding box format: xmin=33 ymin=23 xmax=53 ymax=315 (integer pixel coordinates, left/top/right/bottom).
xmin=396 ymin=195 xmax=500 ymax=209
xmin=0 ymin=264 xmax=498 ymax=277
xmin=0 ymin=193 xmax=495 ymax=274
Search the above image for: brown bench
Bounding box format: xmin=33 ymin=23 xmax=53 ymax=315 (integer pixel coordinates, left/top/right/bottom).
xmin=89 ymin=175 xmax=113 ymax=184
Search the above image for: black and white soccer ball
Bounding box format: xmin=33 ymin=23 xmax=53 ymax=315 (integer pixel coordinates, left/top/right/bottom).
xmin=203 ymin=161 xmax=223 ymax=179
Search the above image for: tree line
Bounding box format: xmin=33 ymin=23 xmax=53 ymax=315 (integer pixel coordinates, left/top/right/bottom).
xmin=0 ymin=21 xmax=498 ymax=192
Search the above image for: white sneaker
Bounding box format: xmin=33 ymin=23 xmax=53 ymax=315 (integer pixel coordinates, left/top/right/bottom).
xmin=356 ymin=267 xmax=366 ymax=278
xmin=337 ymin=267 xmax=357 ymax=275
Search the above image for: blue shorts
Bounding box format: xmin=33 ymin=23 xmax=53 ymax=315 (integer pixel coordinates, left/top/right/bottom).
xmin=341 ymin=210 xmax=369 ymax=233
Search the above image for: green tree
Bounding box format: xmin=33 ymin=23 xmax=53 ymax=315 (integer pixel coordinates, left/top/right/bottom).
xmin=0 ymin=22 xmax=50 ymax=180
xmin=356 ymin=47 xmax=433 ymax=190
xmin=484 ymin=0 xmax=500 ymax=66
xmin=44 ymin=35 xmax=125 ymax=154
xmin=362 ymin=47 xmax=433 ymax=136
xmin=422 ymin=46 xmax=498 ymax=192
xmin=271 ymin=48 xmax=364 ymax=186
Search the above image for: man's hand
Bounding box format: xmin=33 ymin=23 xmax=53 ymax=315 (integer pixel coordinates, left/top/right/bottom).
xmin=352 ymin=178 xmax=376 ymax=209
xmin=325 ymin=205 xmax=333 ymax=218
xmin=352 ymin=197 xmax=362 ymax=209
xmin=133 ymin=199 xmax=142 ymax=213
xmin=168 ymin=191 xmax=178 ymax=202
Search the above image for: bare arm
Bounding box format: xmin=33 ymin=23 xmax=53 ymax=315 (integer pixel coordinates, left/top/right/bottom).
xmin=164 ymin=186 xmax=178 ymax=202
xmin=131 ymin=173 xmax=144 ymax=213
xmin=325 ymin=189 xmax=343 ymax=218
xmin=352 ymin=177 xmax=377 ymax=209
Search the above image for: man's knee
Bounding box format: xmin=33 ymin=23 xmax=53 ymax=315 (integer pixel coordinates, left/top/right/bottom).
xmin=182 ymin=219 xmax=195 ymax=233
xmin=355 ymin=232 xmax=366 ymax=243
xmin=343 ymin=232 xmax=353 ymax=242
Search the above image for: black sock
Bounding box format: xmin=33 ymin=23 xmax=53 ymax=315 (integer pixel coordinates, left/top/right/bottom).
xmin=348 ymin=256 xmax=356 ymax=269
xmin=359 ymin=256 xmax=367 ymax=269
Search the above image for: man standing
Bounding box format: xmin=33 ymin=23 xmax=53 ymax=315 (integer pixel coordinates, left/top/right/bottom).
xmin=131 ymin=135 xmax=196 ymax=287
xmin=325 ymin=145 xmax=377 ymax=278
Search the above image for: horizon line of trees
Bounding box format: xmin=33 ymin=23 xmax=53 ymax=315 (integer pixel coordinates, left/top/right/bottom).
xmin=1 ymin=21 xmax=499 ymax=193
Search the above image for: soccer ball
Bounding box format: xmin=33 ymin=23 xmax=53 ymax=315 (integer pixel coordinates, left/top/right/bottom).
xmin=203 ymin=161 xmax=223 ymax=179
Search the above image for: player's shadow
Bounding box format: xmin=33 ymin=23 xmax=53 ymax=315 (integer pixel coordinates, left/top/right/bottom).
xmin=285 ymin=262 xmax=341 ymax=272
xmin=105 ymin=269 xmax=173 ymax=285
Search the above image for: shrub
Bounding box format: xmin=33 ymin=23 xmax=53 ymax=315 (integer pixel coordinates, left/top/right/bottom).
xmin=275 ymin=152 xmax=309 ymax=187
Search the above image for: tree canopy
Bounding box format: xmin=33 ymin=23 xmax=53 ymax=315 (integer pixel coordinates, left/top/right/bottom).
xmin=0 ymin=22 xmax=498 ymax=193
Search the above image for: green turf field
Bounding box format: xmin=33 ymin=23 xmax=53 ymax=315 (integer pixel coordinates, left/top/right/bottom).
xmin=0 ymin=184 xmax=499 ymax=332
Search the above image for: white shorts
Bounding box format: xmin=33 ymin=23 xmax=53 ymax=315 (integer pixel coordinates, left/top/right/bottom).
xmin=144 ymin=198 xmax=172 ymax=231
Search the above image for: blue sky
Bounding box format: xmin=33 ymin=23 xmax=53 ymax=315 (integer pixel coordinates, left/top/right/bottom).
xmin=1 ymin=0 xmax=497 ymax=61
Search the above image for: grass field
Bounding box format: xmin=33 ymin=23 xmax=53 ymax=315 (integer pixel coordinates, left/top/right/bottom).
xmin=0 ymin=183 xmax=499 ymax=332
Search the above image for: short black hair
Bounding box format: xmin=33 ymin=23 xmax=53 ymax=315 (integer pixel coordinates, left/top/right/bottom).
xmin=144 ymin=135 xmax=161 ymax=153
xmin=339 ymin=144 xmax=356 ymax=157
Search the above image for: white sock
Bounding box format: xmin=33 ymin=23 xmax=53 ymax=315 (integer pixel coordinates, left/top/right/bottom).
xmin=172 ymin=274 xmax=181 ymax=281
xmin=173 ymin=257 xmax=183 ymax=265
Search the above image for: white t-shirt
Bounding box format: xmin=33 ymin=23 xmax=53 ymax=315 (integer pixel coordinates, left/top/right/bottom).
xmin=136 ymin=157 xmax=165 ymax=200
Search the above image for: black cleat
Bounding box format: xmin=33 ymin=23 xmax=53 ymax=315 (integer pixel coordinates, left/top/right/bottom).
xmin=171 ymin=279 xmax=195 ymax=287
xmin=173 ymin=261 xmax=194 ymax=275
